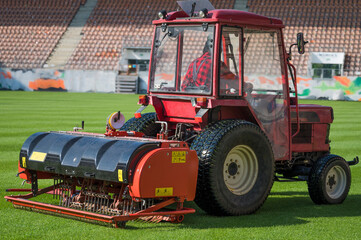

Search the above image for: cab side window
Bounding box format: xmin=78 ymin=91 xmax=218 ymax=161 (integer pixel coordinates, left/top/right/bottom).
xmin=219 ymin=26 xmax=242 ymax=96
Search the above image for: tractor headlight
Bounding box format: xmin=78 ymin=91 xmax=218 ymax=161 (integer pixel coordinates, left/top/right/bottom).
xmin=199 ymin=8 xmax=208 ymax=18
xmin=158 ymin=10 xmax=167 ymax=19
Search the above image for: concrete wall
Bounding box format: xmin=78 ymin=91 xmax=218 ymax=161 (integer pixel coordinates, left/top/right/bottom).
xmin=1 ymin=68 xmax=361 ymax=101
xmin=0 ymin=68 xmax=116 ymax=93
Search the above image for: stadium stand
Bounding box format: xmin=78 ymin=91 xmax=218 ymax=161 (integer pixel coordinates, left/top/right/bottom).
xmin=2 ymin=0 xmax=359 ymax=77
xmin=0 ymin=0 xmax=81 ymax=69
xmin=248 ymin=0 xmax=361 ymax=76
xmin=65 ymin=0 xmax=235 ymax=70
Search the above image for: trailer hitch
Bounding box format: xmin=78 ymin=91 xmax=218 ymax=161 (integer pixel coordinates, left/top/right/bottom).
xmin=348 ymin=156 xmax=359 ymax=166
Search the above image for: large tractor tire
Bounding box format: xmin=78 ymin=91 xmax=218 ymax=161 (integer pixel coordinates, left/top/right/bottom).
xmin=120 ymin=112 xmax=160 ymax=137
xmin=308 ymin=154 xmax=351 ymax=204
xmin=191 ymin=120 xmax=274 ymax=216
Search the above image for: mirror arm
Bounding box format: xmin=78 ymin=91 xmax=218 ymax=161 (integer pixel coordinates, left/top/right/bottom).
xmin=288 ymin=43 xmax=297 ymax=60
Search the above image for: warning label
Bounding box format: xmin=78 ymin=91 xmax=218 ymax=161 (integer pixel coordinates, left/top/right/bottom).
xmin=29 ymin=152 xmax=46 ymax=162
xmin=172 ymin=151 xmax=186 ymax=163
xmin=155 ymin=187 xmax=173 ymax=197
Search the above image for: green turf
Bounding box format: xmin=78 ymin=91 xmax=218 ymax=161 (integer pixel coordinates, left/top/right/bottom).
xmin=0 ymin=91 xmax=360 ymax=239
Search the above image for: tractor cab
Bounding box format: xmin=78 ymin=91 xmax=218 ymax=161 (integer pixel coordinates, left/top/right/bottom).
xmin=144 ymin=8 xmax=292 ymax=160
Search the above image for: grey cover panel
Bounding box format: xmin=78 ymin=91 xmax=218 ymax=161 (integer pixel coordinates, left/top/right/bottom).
xmin=20 ymin=132 xmax=160 ymax=183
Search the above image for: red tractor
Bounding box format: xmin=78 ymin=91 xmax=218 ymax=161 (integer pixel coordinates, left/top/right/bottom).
xmin=6 ymin=4 xmax=358 ymax=227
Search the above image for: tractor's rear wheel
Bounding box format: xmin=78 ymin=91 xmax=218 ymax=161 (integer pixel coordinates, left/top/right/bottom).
xmin=191 ymin=120 xmax=274 ymax=216
xmin=120 ymin=112 xmax=160 ymax=137
xmin=308 ymin=154 xmax=351 ymax=204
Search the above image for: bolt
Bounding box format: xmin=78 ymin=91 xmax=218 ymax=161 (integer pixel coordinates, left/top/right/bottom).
xmin=237 ymin=172 xmax=240 ymax=175
xmin=226 ymin=163 xmax=229 ymax=166
xmin=238 ymin=165 xmax=240 ymax=168
xmin=228 ymin=176 xmax=230 ymax=179
xmin=235 ymin=160 xmax=238 ymax=163
xmin=225 ymin=170 xmax=228 ymax=173
xmin=233 ymin=176 xmax=235 ymax=179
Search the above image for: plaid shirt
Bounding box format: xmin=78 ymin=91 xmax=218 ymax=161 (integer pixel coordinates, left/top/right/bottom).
xmin=181 ymin=52 xmax=236 ymax=91
xmin=181 ymin=52 xmax=212 ymax=91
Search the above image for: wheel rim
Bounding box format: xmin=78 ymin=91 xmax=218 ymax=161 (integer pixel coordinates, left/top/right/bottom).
xmin=223 ymin=145 xmax=259 ymax=196
xmin=325 ymin=165 xmax=347 ymax=199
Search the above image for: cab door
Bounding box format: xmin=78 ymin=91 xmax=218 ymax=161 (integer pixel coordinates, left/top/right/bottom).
xmin=242 ymin=29 xmax=290 ymax=160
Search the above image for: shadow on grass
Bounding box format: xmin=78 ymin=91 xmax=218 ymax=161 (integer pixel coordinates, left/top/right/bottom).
xmin=126 ymin=192 xmax=361 ymax=230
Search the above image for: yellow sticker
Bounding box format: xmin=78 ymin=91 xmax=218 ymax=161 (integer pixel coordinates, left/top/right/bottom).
xmin=22 ymin=157 xmax=26 ymax=168
xmin=29 ymin=152 xmax=47 ymax=162
xmin=118 ymin=169 xmax=123 ymax=182
xmin=172 ymin=151 xmax=186 ymax=163
xmin=155 ymin=187 xmax=173 ymax=197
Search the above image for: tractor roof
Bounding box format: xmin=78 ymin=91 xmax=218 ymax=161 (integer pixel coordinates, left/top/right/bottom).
xmin=153 ymin=9 xmax=284 ymax=28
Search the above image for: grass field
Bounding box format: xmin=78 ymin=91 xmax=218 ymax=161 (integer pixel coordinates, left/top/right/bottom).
xmin=0 ymin=91 xmax=360 ymax=240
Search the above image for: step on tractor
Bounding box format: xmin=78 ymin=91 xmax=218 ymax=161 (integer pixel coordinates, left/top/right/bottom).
xmin=6 ymin=1 xmax=359 ymax=228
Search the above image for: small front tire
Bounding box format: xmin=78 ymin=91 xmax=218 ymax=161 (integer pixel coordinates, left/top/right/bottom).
xmin=308 ymin=154 xmax=351 ymax=204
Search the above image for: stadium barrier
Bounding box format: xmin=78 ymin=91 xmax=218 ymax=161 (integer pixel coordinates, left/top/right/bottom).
xmin=0 ymin=68 xmax=360 ymax=101
xmin=0 ymin=69 xmax=116 ymax=93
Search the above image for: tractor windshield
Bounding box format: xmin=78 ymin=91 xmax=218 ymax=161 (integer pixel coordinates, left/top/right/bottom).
xmin=150 ymin=25 xmax=214 ymax=95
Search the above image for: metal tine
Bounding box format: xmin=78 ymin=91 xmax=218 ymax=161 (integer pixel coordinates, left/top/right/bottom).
xmin=90 ymin=193 xmax=96 ymax=212
xmin=98 ymin=195 xmax=102 ymax=213
xmin=102 ymin=195 xmax=106 ymax=214
xmin=83 ymin=190 xmax=87 ymax=211
xmin=94 ymin=194 xmax=98 ymax=213
xmin=127 ymin=200 xmax=130 ymax=215
xmin=88 ymin=193 xmax=91 ymax=212
xmin=95 ymin=194 xmax=99 ymax=213
xmin=63 ymin=185 xmax=66 ymax=207
xmin=64 ymin=184 xmax=67 ymax=207
xmin=105 ymin=197 xmax=108 ymax=215
xmin=129 ymin=200 xmax=133 ymax=214
xmin=58 ymin=182 xmax=62 ymax=206
xmin=87 ymin=193 xmax=91 ymax=212
xmin=98 ymin=194 xmax=101 ymax=213
xmin=96 ymin=194 xmax=100 ymax=213
xmin=85 ymin=192 xmax=89 ymax=211
xmin=63 ymin=183 xmax=66 ymax=207
xmin=106 ymin=198 xmax=110 ymax=214
xmin=56 ymin=179 xmax=59 ymax=200
xmin=93 ymin=194 xmax=96 ymax=213
xmin=67 ymin=184 xmax=71 ymax=208
xmin=102 ymin=197 xmax=106 ymax=215
xmin=61 ymin=183 xmax=64 ymax=207
xmin=90 ymin=194 xmax=93 ymax=212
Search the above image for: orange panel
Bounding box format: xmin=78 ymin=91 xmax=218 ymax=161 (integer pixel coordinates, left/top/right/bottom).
xmin=130 ymin=147 xmax=198 ymax=201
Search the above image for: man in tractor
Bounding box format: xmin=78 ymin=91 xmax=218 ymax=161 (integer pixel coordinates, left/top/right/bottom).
xmin=181 ymin=35 xmax=237 ymax=92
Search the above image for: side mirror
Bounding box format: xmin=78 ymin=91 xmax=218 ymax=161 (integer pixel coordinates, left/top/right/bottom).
xmin=297 ymin=33 xmax=308 ymax=54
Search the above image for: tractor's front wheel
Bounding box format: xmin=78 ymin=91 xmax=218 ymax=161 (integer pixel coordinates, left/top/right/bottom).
xmin=191 ymin=120 xmax=274 ymax=216
xmin=120 ymin=112 xmax=160 ymax=137
xmin=308 ymin=154 xmax=351 ymax=204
